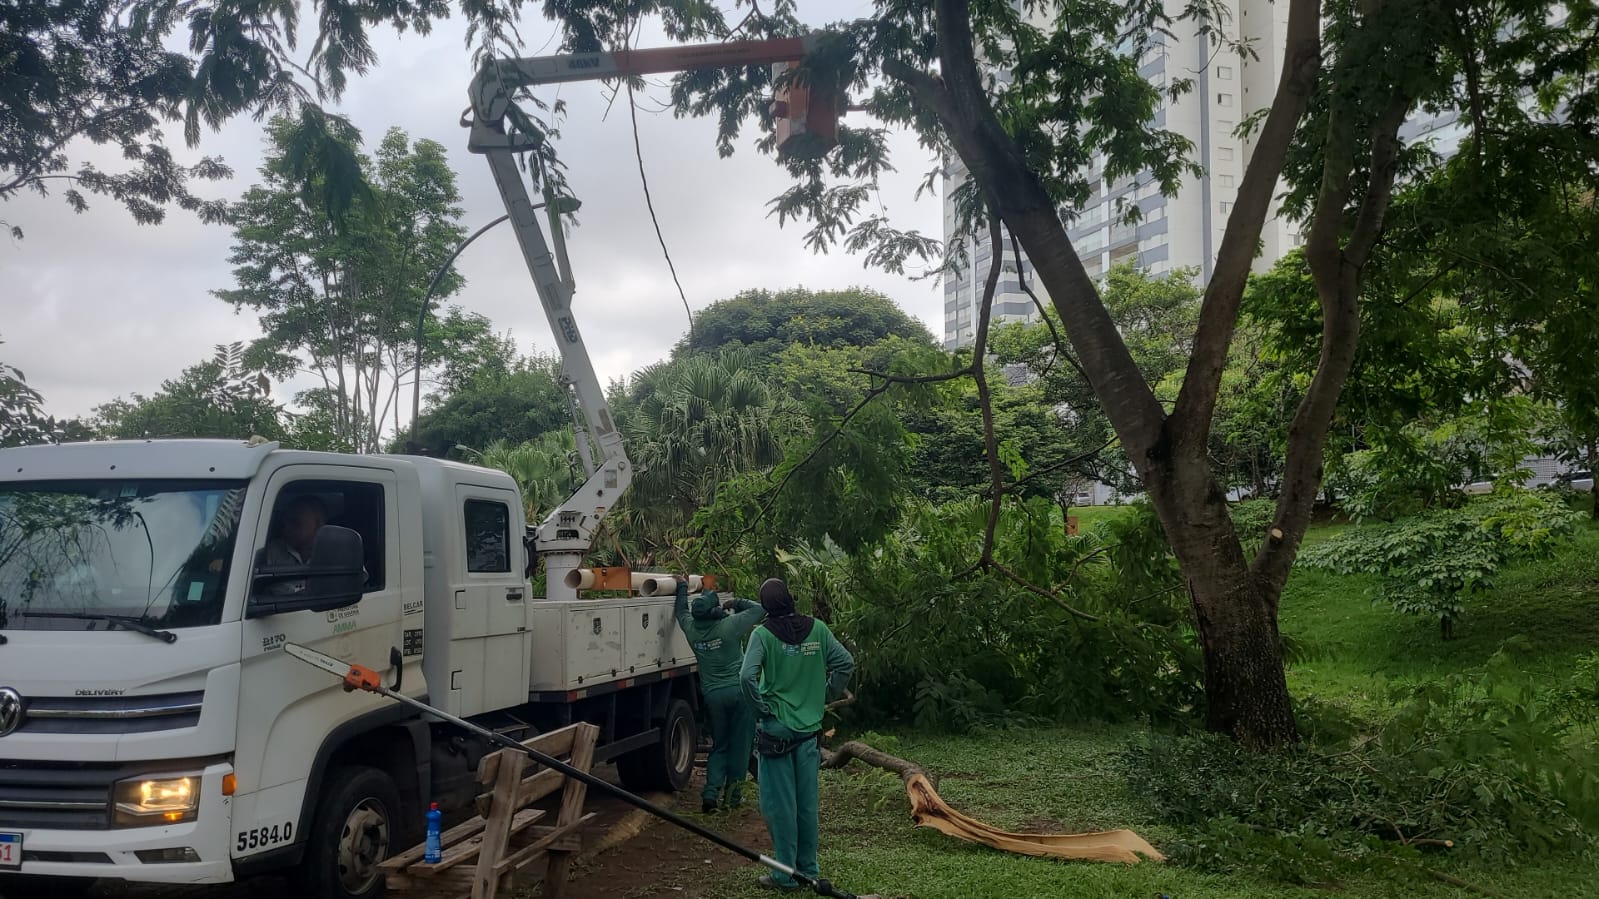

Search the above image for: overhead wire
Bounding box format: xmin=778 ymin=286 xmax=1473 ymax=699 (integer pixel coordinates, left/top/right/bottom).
xmin=619 ymin=22 xmax=695 ymax=344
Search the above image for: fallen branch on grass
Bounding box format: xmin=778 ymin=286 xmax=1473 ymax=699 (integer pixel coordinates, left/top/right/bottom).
xmin=821 ymin=741 xmax=1164 ymax=865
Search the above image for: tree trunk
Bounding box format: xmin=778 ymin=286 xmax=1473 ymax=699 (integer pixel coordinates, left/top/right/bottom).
xmin=894 ymin=0 xmax=1323 ymax=749
xmin=1150 ymin=463 xmax=1298 ymax=748
xmin=1189 ymin=576 xmax=1297 ymax=747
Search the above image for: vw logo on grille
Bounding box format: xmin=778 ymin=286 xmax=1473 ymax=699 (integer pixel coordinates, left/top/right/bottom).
xmin=0 ymin=687 xmax=22 ymax=737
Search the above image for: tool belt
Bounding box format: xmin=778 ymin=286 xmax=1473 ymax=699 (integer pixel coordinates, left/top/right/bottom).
xmin=754 ymin=726 xmax=820 ymax=758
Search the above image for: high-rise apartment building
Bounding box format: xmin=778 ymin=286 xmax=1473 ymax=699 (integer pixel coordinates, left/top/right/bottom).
xmin=942 ymin=0 xmax=1300 ymax=348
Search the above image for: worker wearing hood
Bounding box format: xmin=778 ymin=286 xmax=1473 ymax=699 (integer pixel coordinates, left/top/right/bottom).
xmin=739 ymin=578 xmax=855 ymax=892
xmin=674 ymin=577 xmax=766 ymax=813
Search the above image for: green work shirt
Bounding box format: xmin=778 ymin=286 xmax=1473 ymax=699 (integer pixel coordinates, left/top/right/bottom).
xmin=674 ymin=586 xmax=765 ymax=694
xmin=740 ymin=618 xmax=855 ymax=735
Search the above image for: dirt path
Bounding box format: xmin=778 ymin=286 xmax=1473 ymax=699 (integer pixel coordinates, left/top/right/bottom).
xmin=90 ymin=762 xmax=769 ymax=899
xmin=556 ymin=775 xmax=771 ymax=899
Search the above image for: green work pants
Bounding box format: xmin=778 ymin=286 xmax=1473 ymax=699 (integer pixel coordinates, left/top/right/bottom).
xmin=703 ymin=686 xmax=755 ymax=806
xmin=756 ymin=724 xmax=820 ymax=889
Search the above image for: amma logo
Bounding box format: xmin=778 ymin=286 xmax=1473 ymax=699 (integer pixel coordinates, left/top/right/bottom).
xmin=0 ymin=687 xmax=23 ymax=738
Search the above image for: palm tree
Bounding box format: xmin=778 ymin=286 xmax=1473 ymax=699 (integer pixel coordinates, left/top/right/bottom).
xmin=621 ymin=350 xmax=798 ymax=550
xmin=461 ymin=431 xmax=580 ymax=525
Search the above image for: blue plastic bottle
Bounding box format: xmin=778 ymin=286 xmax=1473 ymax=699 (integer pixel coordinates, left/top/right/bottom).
xmin=424 ymin=802 xmax=443 ymax=864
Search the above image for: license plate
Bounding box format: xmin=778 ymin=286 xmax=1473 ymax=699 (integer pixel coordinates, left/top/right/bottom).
xmin=0 ymin=831 xmax=19 ymax=868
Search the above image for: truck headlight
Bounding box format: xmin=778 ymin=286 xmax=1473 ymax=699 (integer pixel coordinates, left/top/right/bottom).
xmin=114 ymin=774 xmax=200 ymax=826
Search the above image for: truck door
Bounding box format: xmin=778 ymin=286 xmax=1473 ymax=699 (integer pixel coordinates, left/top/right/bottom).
xmin=449 ymin=484 xmax=531 ymax=716
xmin=230 ymin=464 xmax=405 ymax=863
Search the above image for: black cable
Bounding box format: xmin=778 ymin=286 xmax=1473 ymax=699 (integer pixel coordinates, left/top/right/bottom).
xmin=626 ymin=79 xmax=695 ymax=346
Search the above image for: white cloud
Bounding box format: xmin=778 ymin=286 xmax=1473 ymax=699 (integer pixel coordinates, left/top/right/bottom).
xmin=0 ymin=4 xmax=944 ymax=427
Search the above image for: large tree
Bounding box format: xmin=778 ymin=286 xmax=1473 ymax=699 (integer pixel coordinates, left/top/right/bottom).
xmin=642 ymin=0 xmax=1590 ymax=747
xmin=678 ymin=286 xmax=935 ymax=359
xmin=217 ymin=116 xmax=489 ymax=453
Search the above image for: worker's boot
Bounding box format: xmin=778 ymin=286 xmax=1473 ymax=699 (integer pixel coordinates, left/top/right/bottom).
xmin=758 ymin=874 xmax=801 ymax=893
xmin=702 ymin=797 xmax=719 ymax=814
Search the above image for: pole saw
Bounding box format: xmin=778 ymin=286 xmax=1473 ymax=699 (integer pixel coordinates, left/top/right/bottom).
xmin=285 ymin=642 xmax=863 ymax=899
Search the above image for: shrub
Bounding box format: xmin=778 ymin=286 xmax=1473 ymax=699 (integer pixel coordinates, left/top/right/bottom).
xmin=1298 ymin=489 xmax=1581 ymax=637
xmin=1123 ymin=647 xmax=1599 ymax=877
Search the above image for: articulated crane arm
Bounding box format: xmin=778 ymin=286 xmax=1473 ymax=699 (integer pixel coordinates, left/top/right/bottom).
xmin=465 ymin=35 xmax=840 ymax=600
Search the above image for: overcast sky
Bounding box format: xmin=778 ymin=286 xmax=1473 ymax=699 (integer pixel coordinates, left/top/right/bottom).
xmin=1 ymin=1 xmax=943 ymax=427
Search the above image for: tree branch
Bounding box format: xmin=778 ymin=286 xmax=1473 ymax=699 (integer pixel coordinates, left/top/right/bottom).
xmin=1169 ymin=0 xmax=1323 ymax=452
xmin=1256 ymin=80 xmax=1416 ymax=596
xmin=907 ymin=0 xmax=1166 ymax=472
xmin=973 ymin=214 xmax=1006 ymax=564
xmin=1010 ymin=232 xmax=1091 ymax=386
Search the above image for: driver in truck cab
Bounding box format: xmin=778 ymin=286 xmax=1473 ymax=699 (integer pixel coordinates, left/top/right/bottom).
xmin=265 ymin=494 xmax=327 ymax=566
xmin=257 ymin=494 xmax=328 ymax=595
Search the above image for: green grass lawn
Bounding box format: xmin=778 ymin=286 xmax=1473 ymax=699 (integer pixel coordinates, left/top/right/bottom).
xmin=693 ymin=515 xmax=1599 ymax=899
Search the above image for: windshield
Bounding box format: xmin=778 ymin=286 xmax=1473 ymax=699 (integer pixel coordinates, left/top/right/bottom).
xmin=0 ymin=479 xmax=248 ymax=632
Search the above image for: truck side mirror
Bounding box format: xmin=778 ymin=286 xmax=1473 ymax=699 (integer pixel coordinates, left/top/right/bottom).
xmin=247 ymin=525 xmax=368 ymax=619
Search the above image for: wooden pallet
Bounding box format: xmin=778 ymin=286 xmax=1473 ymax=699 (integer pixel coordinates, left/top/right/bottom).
xmin=382 ymin=722 xmax=601 ymax=899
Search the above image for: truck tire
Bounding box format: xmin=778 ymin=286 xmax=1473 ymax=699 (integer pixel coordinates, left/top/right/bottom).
xmin=298 ymin=765 xmax=403 ymax=899
xmin=0 ymin=875 xmax=95 ymax=898
xmin=616 ymin=698 xmax=697 ymax=792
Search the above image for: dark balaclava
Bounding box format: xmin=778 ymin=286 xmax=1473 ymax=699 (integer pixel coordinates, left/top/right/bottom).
xmin=759 ymin=577 xmax=814 ymax=645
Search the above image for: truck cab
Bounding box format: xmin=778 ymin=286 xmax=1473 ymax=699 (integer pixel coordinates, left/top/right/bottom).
xmin=0 ymin=438 xmax=700 ymax=898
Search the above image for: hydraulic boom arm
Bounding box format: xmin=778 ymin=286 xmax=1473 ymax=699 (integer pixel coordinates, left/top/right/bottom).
xmin=465 ymin=34 xmax=838 ymax=599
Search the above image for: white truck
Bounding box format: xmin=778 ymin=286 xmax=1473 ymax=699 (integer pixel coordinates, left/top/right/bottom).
xmin=0 ymin=439 xmax=703 ymax=898
xmin=0 ymin=32 xmax=835 ymax=899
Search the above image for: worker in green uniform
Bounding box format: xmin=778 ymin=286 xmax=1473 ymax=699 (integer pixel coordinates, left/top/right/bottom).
xmin=740 ymin=578 xmax=855 ymax=892
xmin=674 ymin=577 xmax=766 ymax=813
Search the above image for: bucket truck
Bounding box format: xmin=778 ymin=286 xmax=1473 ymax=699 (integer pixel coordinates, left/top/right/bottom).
xmin=0 ymin=33 xmax=839 ymax=899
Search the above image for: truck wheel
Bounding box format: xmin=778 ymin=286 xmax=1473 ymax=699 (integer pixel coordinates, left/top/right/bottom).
xmin=616 ymin=698 xmax=697 ymax=793
xmin=298 ymin=765 xmax=402 ymax=899
xmin=0 ymin=875 xmax=96 ymax=898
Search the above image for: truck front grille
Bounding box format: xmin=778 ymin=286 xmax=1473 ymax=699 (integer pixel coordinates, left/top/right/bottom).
xmin=19 ymin=691 xmax=204 ymax=735
xmin=0 ymin=761 xmax=118 ymax=829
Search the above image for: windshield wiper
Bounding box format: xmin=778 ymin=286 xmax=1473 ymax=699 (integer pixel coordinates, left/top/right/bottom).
xmin=18 ymin=611 xmax=177 ymax=644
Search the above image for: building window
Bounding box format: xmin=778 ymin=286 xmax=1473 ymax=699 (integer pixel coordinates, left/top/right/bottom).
xmin=1219 ymin=174 xmax=1235 ymax=188
xmin=1217 ymin=146 xmax=1235 ymax=161
xmin=1217 ymin=65 xmax=1233 ymax=80
xmin=1220 ymin=201 xmax=1233 ymax=214
xmin=1217 ymin=119 xmax=1234 ymax=136
xmin=1218 ymin=93 xmax=1233 ymax=107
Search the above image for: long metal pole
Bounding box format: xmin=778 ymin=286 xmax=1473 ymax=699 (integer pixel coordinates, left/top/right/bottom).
xmin=312 ymin=661 xmax=860 ymax=898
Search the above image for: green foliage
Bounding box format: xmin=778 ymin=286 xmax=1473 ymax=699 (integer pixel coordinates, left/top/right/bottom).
xmin=1333 ymin=399 xmax=1548 ymax=523
xmin=613 ymin=349 xmax=796 ymax=557
xmin=93 ymin=343 xmax=287 ymax=442
xmin=0 ymin=337 xmax=48 ymax=447
xmin=677 ymin=286 xmax=934 ymax=360
xmin=1227 ymin=499 xmax=1277 ymax=556
xmin=1127 ymin=649 xmax=1599 ymax=870
xmin=761 ymin=496 xmax=1201 ymax=732
xmin=0 ymin=0 xmax=231 ymax=236
xmin=217 ymin=118 xmax=486 ymax=452
xmin=1300 ymin=490 xmax=1581 ymax=637
xmin=407 ymin=343 xmax=568 ymax=457
xmin=460 ymin=432 xmax=580 ymax=526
